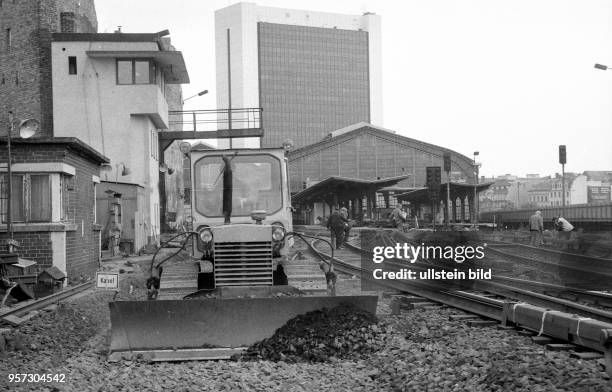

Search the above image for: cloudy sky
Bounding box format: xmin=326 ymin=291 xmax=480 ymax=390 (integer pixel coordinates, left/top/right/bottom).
xmin=96 ymin=0 xmax=612 ymax=178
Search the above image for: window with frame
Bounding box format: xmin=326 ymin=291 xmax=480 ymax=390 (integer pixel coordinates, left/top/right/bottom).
xmin=116 ymin=59 xmax=156 ymax=85
xmin=0 ymin=174 xmax=52 ymax=223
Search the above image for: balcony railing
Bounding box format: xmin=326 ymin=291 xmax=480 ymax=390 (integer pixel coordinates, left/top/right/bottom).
xmin=168 ymin=108 xmax=262 ymax=132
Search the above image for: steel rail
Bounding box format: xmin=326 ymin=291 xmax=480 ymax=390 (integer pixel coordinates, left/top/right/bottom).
xmin=491 ymin=275 xmax=612 ymax=307
xmin=486 ymin=241 xmax=612 ymax=265
xmin=309 ymin=238 xmax=504 ymax=321
xmin=308 ymin=229 xmax=612 ymax=375
xmin=0 ymin=281 xmax=93 ymax=319
xmin=341 ymin=234 xmax=612 ymax=324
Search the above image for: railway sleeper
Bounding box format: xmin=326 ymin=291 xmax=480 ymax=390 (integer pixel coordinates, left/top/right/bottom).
xmin=466 ymin=320 xmax=498 ymax=327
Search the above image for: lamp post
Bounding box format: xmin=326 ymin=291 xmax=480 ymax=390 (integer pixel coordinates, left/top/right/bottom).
xmin=558 ymin=145 xmax=567 ymax=216
xmin=473 ymin=151 xmax=480 ymax=224
xmin=4 ymin=111 xmax=39 ymax=252
xmin=182 ymin=90 xmax=208 ymax=104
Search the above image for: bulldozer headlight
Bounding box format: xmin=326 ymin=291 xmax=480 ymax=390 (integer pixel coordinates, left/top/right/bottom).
xmin=199 ymin=228 xmax=213 ymax=243
xmin=272 ymin=224 xmax=285 ymax=242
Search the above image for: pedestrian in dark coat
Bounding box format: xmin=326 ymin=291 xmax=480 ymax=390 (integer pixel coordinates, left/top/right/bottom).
xmin=327 ymin=207 xmax=348 ymax=249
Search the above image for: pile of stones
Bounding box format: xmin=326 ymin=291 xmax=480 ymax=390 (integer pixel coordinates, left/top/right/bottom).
xmin=238 ymin=304 xmax=387 ymax=363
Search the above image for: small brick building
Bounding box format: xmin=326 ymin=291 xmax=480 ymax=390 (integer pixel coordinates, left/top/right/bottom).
xmin=0 ymin=137 xmax=109 ymax=283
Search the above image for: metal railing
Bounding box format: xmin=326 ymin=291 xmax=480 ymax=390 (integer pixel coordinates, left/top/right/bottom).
xmin=168 ymin=108 xmax=262 ymax=132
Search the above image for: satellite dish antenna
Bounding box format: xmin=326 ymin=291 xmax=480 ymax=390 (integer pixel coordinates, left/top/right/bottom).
xmin=179 ymin=141 xmax=192 ymax=154
xmin=18 ymin=118 xmax=40 ymax=139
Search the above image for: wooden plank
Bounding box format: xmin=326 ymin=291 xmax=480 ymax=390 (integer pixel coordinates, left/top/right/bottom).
xmin=517 ymin=330 xmax=535 ymax=336
xmin=466 ymin=320 xmax=498 ymax=327
xmin=407 ymin=301 xmax=438 ymax=309
xmin=449 ymin=314 xmax=480 ymax=321
xmin=532 ymin=336 xmax=554 ymax=345
xmin=570 ymin=351 xmax=603 ymax=360
xmin=546 ymin=343 xmax=576 ymax=351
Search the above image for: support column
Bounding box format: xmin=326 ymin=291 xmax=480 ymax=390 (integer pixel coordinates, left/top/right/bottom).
xmin=370 ymin=189 xmax=377 ymax=220
xmin=383 ymin=192 xmax=390 ymax=208
xmin=469 ymin=193 xmax=475 ymax=223
xmin=442 ymin=198 xmax=448 ymax=225
xmin=460 ymin=196 xmax=466 ymax=222
xmin=452 ymin=198 xmax=457 ymax=223
xmin=358 ymin=197 xmax=363 ymax=221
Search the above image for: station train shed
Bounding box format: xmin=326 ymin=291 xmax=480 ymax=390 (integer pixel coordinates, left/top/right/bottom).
xmin=287 ymin=123 xmax=491 ymax=225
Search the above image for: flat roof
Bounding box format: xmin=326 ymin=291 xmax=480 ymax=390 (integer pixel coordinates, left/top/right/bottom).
xmin=87 ymin=50 xmax=189 ymax=84
xmin=53 ymin=32 xmax=165 ymax=44
xmin=396 ymin=182 xmax=493 ymax=202
xmin=292 ymin=175 xmax=410 ymax=204
xmin=0 ymin=137 xmax=109 ymax=164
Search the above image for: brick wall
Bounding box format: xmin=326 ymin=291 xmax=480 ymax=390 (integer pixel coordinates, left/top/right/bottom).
xmin=0 ymin=0 xmax=97 ymax=137
xmin=0 ymin=141 xmax=102 ymax=281
xmin=63 ymin=146 xmax=101 ymax=280
xmin=5 ymin=232 xmax=53 ymax=269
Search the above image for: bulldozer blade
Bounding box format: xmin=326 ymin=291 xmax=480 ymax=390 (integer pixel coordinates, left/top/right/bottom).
xmin=108 ymin=295 xmax=378 ymax=361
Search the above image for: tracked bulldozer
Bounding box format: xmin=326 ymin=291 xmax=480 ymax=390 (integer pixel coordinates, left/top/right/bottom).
xmin=108 ymin=146 xmax=378 ymax=361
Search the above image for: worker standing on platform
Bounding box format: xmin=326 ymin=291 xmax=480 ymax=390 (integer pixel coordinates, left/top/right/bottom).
xmin=391 ymin=205 xmax=403 ymax=230
xmin=340 ymin=207 xmax=351 ymax=244
xmin=327 ymin=206 xmax=348 ymax=249
xmin=528 ymin=210 xmax=543 ymax=247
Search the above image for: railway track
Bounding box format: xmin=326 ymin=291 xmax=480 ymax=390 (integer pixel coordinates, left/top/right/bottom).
xmin=296 ymin=227 xmax=612 ymax=316
xmin=302 ymin=228 xmax=612 ymax=374
xmin=485 ymin=243 xmax=612 ymax=289
xmin=0 ymin=281 xmax=93 ymax=325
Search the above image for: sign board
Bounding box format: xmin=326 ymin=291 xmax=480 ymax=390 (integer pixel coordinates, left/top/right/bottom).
xmin=96 ymin=271 xmax=119 ymax=290
xmin=588 ymin=186 xmax=611 ymax=203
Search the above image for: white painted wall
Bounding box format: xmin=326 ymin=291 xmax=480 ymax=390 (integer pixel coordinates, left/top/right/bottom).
xmin=52 ymin=40 xmax=167 ymax=241
xmin=50 ymin=231 xmax=67 ymax=284
xmin=570 ymin=174 xmax=588 ymax=205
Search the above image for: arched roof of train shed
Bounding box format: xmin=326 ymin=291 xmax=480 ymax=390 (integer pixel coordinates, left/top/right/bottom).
xmin=287 ymin=123 xmax=478 ymax=192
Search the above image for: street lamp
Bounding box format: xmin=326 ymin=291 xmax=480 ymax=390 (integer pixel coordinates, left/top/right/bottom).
xmin=473 ymin=151 xmax=480 ymax=224
xmin=182 ymin=90 xmax=208 ymax=104
xmin=5 ymin=111 xmax=39 ymax=252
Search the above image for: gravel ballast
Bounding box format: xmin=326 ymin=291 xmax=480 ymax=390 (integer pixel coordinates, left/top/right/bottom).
xmin=238 ymin=303 xmax=384 ymax=363
xmin=0 ymin=253 xmax=610 ymax=391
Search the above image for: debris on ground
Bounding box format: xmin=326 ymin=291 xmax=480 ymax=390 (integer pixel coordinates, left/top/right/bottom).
xmin=237 ymin=303 xmax=386 ymax=363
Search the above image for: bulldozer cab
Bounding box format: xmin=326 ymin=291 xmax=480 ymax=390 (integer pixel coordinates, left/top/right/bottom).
xmin=190 ymin=148 xmax=293 ymax=289
xmin=192 ymin=148 xmax=291 ymax=225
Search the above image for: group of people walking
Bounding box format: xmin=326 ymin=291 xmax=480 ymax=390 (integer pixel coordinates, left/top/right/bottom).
xmin=529 ymin=210 xmax=574 ymax=247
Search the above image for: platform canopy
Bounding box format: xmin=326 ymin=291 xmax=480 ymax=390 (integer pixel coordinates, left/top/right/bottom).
xmin=395 ymin=181 xmax=493 ymax=203
xmin=292 ymin=175 xmax=410 ymax=205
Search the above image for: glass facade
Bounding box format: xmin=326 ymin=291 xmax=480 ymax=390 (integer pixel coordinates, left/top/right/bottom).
xmin=258 ymin=22 xmax=370 ymax=149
